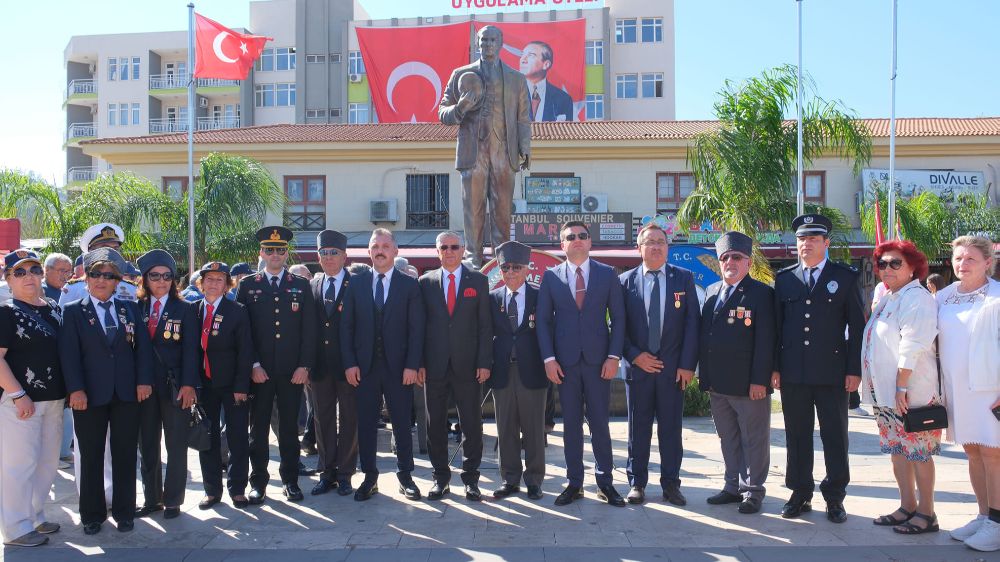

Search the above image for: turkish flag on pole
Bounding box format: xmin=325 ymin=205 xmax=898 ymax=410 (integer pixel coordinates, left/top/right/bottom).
xmin=194 ymin=13 xmax=270 ymax=80
xmin=357 ymin=23 xmax=471 ymax=123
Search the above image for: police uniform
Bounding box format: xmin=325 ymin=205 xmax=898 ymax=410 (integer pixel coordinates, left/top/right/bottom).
xmin=60 ymin=224 xmax=137 ymax=306
xmin=773 ymin=214 xmax=865 ymax=522
xmin=236 ymin=226 xmax=317 ymax=503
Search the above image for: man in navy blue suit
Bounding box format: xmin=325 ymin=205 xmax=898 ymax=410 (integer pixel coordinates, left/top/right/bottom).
xmin=519 ymin=40 xmax=574 ymax=122
xmin=536 ymin=221 xmax=626 ymax=506
xmin=619 ymin=223 xmax=700 ymax=506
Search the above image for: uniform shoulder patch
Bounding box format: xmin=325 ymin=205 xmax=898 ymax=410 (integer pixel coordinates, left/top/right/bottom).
xmin=66 ymin=278 xmax=84 ymax=285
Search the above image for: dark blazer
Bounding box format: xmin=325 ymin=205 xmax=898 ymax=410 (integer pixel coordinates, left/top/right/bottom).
xmin=198 ymin=297 xmax=254 ymax=394
xmin=340 ymin=268 xmax=424 ymax=377
xmin=311 ymin=271 xmax=351 ymax=382
xmin=698 ymin=276 xmax=776 ymax=396
xmin=774 ymin=261 xmax=865 ymax=385
xmin=488 ymin=285 xmax=547 ymax=390
xmin=539 ymin=81 xmax=574 ymax=122
xmin=535 ymin=259 xmax=625 ymax=367
xmin=140 ymin=295 xmax=200 ymax=395
xmin=59 ymin=297 xmax=153 ymax=406
xmin=418 ymin=266 xmax=493 ymax=379
xmin=236 ymin=270 xmax=317 ymax=377
xmin=619 ymin=264 xmax=700 ymax=380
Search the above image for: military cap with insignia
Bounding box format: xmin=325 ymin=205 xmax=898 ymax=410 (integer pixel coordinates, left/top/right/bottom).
xmin=137 ymin=249 xmax=177 ymax=277
xmin=79 ymin=222 xmax=125 ymax=253
xmin=83 ymin=247 xmax=128 ymax=273
xmin=4 ymin=249 xmax=41 ymax=271
xmin=495 ymin=240 xmax=531 ymax=265
xmin=715 ymin=231 xmax=753 ymax=258
xmin=317 ymin=229 xmax=347 ymax=250
xmin=257 ymin=225 xmax=293 ymax=248
xmin=199 ymin=261 xmax=231 ymax=277
xmin=792 ymin=213 xmax=833 ymax=238
xmin=230 ymin=262 xmax=252 ymax=276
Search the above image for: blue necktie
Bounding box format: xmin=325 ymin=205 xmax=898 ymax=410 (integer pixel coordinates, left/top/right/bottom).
xmin=99 ymin=301 xmax=117 ymax=343
xmin=375 ymin=273 xmax=385 ymax=313
xmin=647 ymin=270 xmax=661 ymax=354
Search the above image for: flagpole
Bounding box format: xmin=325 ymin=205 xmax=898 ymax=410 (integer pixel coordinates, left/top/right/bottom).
xmin=795 ymin=0 xmax=804 ymax=216
xmin=887 ymin=0 xmax=898 ymax=240
xmin=187 ymin=3 xmax=196 ymax=272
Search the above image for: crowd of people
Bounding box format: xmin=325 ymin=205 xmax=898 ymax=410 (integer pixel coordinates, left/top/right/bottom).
xmin=0 ymin=216 xmax=996 ymax=553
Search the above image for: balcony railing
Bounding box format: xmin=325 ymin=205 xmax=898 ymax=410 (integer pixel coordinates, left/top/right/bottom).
xmin=149 ymin=117 xmax=241 ymax=134
xmin=66 ymin=79 xmax=96 ymax=98
xmin=197 ymin=77 xmax=240 ymax=88
xmin=197 ymin=116 xmax=240 ymax=130
xmin=149 ymin=74 xmax=240 ymax=90
xmin=66 ymin=166 xmax=97 ymax=184
xmin=66 ymin=122 xmax=96 ymax=141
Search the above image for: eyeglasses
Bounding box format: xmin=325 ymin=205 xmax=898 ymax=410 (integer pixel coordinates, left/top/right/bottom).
xmin=877 ymin=258 xmax=904 ymax=270
xmin=263 ymin=247 xmax=288 ymax=256
xmin=639 ymin=239 xmax=667 ymax=247
xmin=563 ymin=232 xmax=590 ymax=241
xmin=719 ymin=254 xmax=747 ymax=263
xmin=500 ymin=264 xmax=525 ymax=272
xmin=146 ymin=272 xmax=174 ymax=281
xmin=10 ymin=265 xmax=44 ymax=278
xmin=87 ymin=271 xmax=122 ymax=281
xmin=318 ymin=249 xmax=341 ymax=257
xmin=438 ymin=244 xmax=462 ymax=251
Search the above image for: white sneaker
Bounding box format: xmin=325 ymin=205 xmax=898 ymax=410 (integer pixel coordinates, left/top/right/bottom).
xmin=965 ymin=518 xmax=1000 ymax=552
xmin=850 ymin=407 xmax=872 ymax=417
xmin=952 ymin=514 xmax=986 ymax=541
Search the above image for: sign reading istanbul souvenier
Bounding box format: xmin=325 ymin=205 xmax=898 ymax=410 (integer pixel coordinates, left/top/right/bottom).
xmin=481 ymin=249 xmax=564 ymax=290
xmin=512 ymin=213 xmax=632 ymax=245
xmin=862 ymin=168 xmax=987 ymax=205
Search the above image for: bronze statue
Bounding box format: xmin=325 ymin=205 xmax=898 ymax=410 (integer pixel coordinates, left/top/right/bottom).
xmin=439 ymin=25 xmax=531 ymax=268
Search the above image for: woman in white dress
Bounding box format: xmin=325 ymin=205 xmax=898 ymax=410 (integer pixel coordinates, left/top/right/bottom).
xmin=937 ymin=235 xmax=1000 ymax=552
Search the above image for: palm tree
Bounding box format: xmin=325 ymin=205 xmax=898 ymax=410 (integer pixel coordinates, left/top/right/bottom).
xmin=0 ymin=169 xmax=88 ymax=255
xmin=859 ymin=184 xmax=950 ymax=259
xmin=676 ymin=64 xmax=872 ymax=283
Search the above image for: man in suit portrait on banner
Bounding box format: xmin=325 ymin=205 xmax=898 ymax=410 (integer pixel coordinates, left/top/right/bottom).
xmin=519 ymin=40 xmax=574 ymax=122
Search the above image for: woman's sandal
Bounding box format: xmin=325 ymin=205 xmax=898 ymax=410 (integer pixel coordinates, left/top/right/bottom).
xmin=873 ymin=507 xmax=915 ymax=526
xmin=893 ymin=512 xmax=939 ymax=534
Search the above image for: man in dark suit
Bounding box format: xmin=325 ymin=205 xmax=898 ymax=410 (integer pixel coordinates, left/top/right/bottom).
xmin=619 ymin=223 xmax=700 ymax=506
xmin=772 ymin=214 xmax=865 ymax=523
xmin=698 ymin=232 xmax=776 ymax=515
xmin=417 ymin=231 xmax=493 ymax=501
xmin=341 ymin=228 xmax=424 ymax=502
xmin=536 ymin=221 xmax=626 ymax=506
xmin=308 ymin=230 xmax=359 ymax=497
xmin=236 ymin=226 xmax=318 ymax=504
xmin=519 ymin=40 xmax=574 ymax=122
xmin=489 ymin=242 xmax=547 ymax=501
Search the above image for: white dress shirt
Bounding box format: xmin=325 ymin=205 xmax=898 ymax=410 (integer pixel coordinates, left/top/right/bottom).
xmin=801 ymin=258 xmax=827 ymax=287
xmin=505 ymin=285 xmax=526 ymax=326
xmin=149 ymin=294 xmax=168 ymax=318
xmin=90 ymin=295 xmax=117 ymax=331
xmin=565 ymin=259 xmax=590 ymax=295
xmin=265 ymin=268 xmax=287 ymax=289
xmin=441 ymin=266 xmax=463 ymax=300
xmin=371 ymin=267 xmax=394 ymax=304
xmin=323 ymin=270 xmax=346 ymax=300
xmin=529 ymin=79 xmax=548 ymax=122
xmin=640 ymin=264 xmax=667 ymax=317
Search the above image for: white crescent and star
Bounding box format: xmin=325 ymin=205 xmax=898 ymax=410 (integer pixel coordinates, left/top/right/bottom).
xmin=386 ymin=61 xmax=442 ymax=116
xmin=212 ymin=31 xmax=239 ymax=63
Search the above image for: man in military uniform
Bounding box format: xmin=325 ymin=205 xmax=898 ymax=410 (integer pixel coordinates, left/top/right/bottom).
xmin=236 ymin=226 xmax=318 ymax=503
xmin=60 ymin=223 xmax=137 ymax=305
xmin=772 ymin=214 xmax=865 ymax=523
xmin=698 ymin=231 xmax=775 ymax=515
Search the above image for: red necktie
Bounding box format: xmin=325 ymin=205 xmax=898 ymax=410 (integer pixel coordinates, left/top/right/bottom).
xmin=148 ymin=300 xmax=160 ymax=338
xmin=202 ymin=302 xmax=214 ymax=379
xmin=575 ymin=267 xmax=586 ymax=310
xmin=447 ymin=273 xmax=456 ymax=316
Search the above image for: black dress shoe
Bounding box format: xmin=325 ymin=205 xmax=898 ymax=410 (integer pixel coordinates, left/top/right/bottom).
xmin=465 ymin=484 xmax=482 ymax=501
xmin=199 ymin=496 xmax=222 ymax=510
xmin=398 ymin=478 xmax=421 ymax=500
xmin=354 ymin=480 xmax=378 ymax=501
xmin=337 ymin=479 xmax=354 ymax=496
xmin=662 ymin=484 xmax=687 ymax=506
xmin=627 ymin=486 xmax=645 ymax=505
xmin=493 ymin=483 xmax=520 ymax=499
xmin=301 ymin=443 xmax=318 ymax=456
xmin=738 ymin=497 xmax=762 ymax=514
xmin=781 ymin=497 xmax=812 ymax=519
xmin=283 ymin=484 xmax=304 ymax=502
xmin=248 ymin=488 xmax=266 ymax=505
xmin=134 ymin=504 xmax=163 ymax=518
xmin=163 ymin=507 xmax=180 ymax=519
xmin=116 ymin=519 xmax=134 ymax=532
xmin=298 ymin=462 xmax=317 ymax=476
xmin=826 ymin=501 xmax=848 ymax=523
xmin=428 ymin=482 xmax=450 ymax=500
xmin=83 ymin=522 xmax=102 ymax=535
xmin=597 ymin=485 xmax=626 ymax=507
xmin=554 ymin=485 xmax=583 ymax=506
xmin=311 ymin=479 xmax=336 ymax=496
xmin=706 ymin=490 xmax=742 ymax=505
xmin=232 ymin=496 xmax=250 ymax=509
xmin=526 ymin=485 xmax=543 ymax=500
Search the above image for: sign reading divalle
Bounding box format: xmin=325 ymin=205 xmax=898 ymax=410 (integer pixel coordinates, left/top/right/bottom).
xmin=512 ymin=212 xmax=632 ymax=245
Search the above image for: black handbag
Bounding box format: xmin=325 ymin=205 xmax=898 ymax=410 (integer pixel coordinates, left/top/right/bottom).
xmin=187 ymin=404 xmax=212 ymax=452
xmin=902 ymin=337 xmax=948 ymax=433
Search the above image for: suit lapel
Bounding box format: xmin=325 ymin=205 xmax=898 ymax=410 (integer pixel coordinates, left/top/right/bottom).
xmin=453 ymin=267 xmax=474 ymax=317
xmin=435 ymin=268 xmax=450 ymax=314
xmin=312 ymin=277 xmax=326 ymax=319
xmin=81 ymin=299 xmax=110 ymax=348
xmin=519 ymin=286 xmax=536 ymax=332
xmin=113 ymin=300 xmax=129 ymax=347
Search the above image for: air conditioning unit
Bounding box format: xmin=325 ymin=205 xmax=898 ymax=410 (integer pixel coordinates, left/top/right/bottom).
xmin=349 ymin=73 xmax=363 ymax=83
xmin=198 ymin=97 xmax=209 ymax=108
xmin=581 ymin=193 xmax=608 ymax=213
xmin=513 ymin=199 xmax=528 ymax=214
xmin=369 ymin=198 xmax=398 ymax=222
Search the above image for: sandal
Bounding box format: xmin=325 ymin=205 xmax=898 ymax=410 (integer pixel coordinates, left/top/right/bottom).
xmin=893 ymin=512 xmax=939 ymax=534
xmin=873 ymin=507 xmax=915 ymax=526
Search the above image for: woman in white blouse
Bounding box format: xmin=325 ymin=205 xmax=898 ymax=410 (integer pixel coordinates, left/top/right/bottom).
xmin=861 ymin=240 xmax=941 ymax=534
xmin=937 ymin=235 xmax=1000 ymax=552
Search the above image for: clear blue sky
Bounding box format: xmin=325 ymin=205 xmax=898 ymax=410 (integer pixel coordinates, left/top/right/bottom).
xmin=1 ymin=0 xmax=996 ymax=185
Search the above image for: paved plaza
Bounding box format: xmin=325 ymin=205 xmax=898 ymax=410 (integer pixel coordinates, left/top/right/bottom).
xmin=4 ymin=407 xmax=998 ymax=561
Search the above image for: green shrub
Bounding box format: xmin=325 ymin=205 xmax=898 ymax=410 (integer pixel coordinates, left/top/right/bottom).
xmin=683 ymin=377 xmax=712 ymax=417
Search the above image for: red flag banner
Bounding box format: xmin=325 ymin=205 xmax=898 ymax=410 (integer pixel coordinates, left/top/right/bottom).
xmin=474 ymin=19 xmax=586 ymax=122
xmin=356 ymin=23 xmax=471 ymax=123
xmin=194 ymin=13 xmax=271 ymax=80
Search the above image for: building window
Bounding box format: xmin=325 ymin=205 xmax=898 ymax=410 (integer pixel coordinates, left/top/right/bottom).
xmin=306 ymin=54 xmax=326 ymax=63
xmin=585 ymin=40 xmax=604 ymax=65
xmin=348 ymin=51 xmax=365 ymax=75
xmin=585 ymin=94 xmax=604 ymax=120
xmin=132 ymin=56 xmax=141 ymax=80
xmin=616 ymin=74 xmax=638 ymax=99
xmin=131 ymin=103 xmax=140 ymax=125
xmin=305 ymin=109 xmax=328 ymax=118
xmin=641 ymin=73 xmax=664 ymax=98
xmin=330 ymin=107 xmax=342 ymax=118
xmin=803 ymin=171 xmax=826 ymax=204
xmin=348 ymin=103 xmax=369 ymax=124
xmin=118 ymin=103 xmax=128 ymax=127
xmin=641 ymin=17 xmax=663 ymax=43
xmin=255 ymin=84 xmax=274 ymax=107
xmin=615 ymin=19 xmax=637 ymax=44
xmin=108 ymin=58 xmax=117 ymax=81
xmin=256 ymin=49 xmax=273 ymax=71
xmin=166 ymin=106 xmax=188 ymax=123
xmin=406 ymin=174 xmax=449 ymax=229
xmin=330 ymin=52 xmax=343 ymax=63
xmin=284 ymin=176 xmax=326 ymax=230
xmin=276 ymin=83 xmax=296 ymax=106
xmin=162 ymin=177 xmax=188 ymax=201
xmin=656 ymin=172 xmax=695 ymax=213
xmin=256 ymin=84 xmax=296 ymax=108
xmin=108 ymin=103 xmax=117 ymax=126
xmin=275 ymin=47 xmax=296 ymax=71
xmin=119 ymin=57 xmax=130 ymax=81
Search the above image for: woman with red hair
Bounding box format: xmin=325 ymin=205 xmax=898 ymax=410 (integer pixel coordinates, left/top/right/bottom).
xmin=861 ymin=240 xmax=941 ymax=534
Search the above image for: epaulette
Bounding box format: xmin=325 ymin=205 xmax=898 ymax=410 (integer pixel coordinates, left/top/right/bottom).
xmin=828 ymin=261 xmax=859 ymax=274
xmin=66 ymin=278 xmax=84 ymax=285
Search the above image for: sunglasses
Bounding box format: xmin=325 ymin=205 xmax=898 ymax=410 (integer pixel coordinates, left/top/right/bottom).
xmin=500 ymin=264 xmax=525 ymax=272
xmin=87 ymin=271 xmax=122 ymax=281
xmin=318 ymin=249 xmax=341 ymax=257
xmin=10 ymin=265 xmax=44 ymax=278
xmin=146 ymin=272 xmax=174 ymax=281
xmin=720 ymin=254 xmax=747 ymax=263
xmin=877 ymin=258 xmax=904 ymax=270
xmin=263 ymin=247 xmax=288 ymax=255
xmin=438 ymin=244 xmax=462 ymax=251
xmin=563 ymin=232 xmax=590 ymax=241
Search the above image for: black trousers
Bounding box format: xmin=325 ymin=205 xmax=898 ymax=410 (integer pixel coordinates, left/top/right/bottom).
xmin=200 ymin=380 xmax=250 ymax=498
xmin=356 ymin=356 xmax=413 ymax=478
xmin=425 ymin=365 xmax=484 ymax=485
xmin=309 ymin=375 xmax=359 ymax=482
xmin=780 ymin=382 xmax=850 ymax=502
xmin=138 ymin=390 xmax=191 ymax=508
xmin=249 ymin=375 xmax=304 ymax=489
xmin=74 ymin=397 xmax=139 ymax=525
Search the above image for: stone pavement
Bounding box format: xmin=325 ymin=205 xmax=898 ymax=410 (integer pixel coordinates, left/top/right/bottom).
xmin=4 ymin=410 xmax=998 ymax=561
